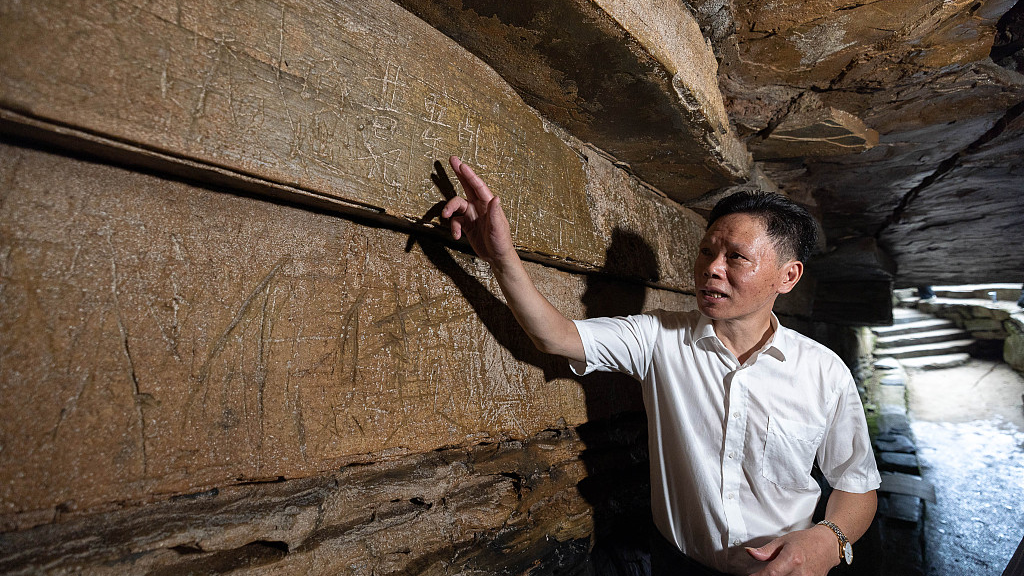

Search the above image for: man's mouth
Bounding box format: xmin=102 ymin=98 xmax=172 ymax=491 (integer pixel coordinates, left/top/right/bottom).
xmin=701 ymin=290 xmax=727 ymax=299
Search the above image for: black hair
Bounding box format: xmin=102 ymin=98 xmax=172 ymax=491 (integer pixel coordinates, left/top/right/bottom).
xmin=707 ymin=191 xmax=818 ymax=262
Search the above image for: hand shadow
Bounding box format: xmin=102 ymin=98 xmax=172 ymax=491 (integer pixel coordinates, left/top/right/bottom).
xmin=410 ymin=160 xmax=661 ymax=575
xmin=404 ymin=161 xmax=569 ymax=382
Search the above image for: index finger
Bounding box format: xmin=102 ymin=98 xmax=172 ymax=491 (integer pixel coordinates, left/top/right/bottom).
xmin=449 ymin=156 xmax=494 ymax=203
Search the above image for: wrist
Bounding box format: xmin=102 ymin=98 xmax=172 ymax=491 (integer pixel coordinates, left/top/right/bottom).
xmin=488 ymin=251 xmax=523 ymax=274
xmin=817 ymin=520 xmax=853 ymax=566
xmin=812 ymin=524 xmax=842 ymax=567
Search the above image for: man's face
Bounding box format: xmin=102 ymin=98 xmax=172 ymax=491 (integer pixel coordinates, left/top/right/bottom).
xmin=693 ymin=213 xmax=798 ymax=323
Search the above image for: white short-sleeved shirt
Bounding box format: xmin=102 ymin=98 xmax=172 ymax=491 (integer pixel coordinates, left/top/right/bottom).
xmin=570 ymin=310 xmax=880 ymax=575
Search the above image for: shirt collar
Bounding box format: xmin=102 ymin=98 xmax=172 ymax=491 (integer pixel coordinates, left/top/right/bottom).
xmin=695 ymin=312 xmax=789 ymax=363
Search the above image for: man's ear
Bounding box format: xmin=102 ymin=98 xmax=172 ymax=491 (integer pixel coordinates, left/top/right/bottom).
xmin=777 ymin=260 xmax=803 ymax=294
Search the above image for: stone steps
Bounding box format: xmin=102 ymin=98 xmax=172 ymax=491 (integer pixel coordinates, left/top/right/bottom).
xmin=892 ymin=308 xmax=932 ymax=324
xmin=873 ymin=318 xmax=956 ymax=337
xmin=875 ymin=328 xmax=972 ymax=349
xmin=873 ymin=305 xmax=976 ymax=368
xmin=875 ymin=339 xmax=976 ymax=359
xmin=899 ymin=353 xmax=973 ymax=370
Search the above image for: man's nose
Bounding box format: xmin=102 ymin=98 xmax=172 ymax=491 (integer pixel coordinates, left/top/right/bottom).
xmin=700 ymin=254 xmax=726 ymax=278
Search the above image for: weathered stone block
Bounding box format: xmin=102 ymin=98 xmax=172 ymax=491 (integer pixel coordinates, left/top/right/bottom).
xmin=0 ymin=427 xmax=637 ymax=575
xmin=876 ymin=413 xmax=911 ymax=437
xmin=0 ymin=0 xmax=704 ymax=285
xmin=575 ymin=145 xmax=705 ymax=290
xmin=874 ymin=384 xmax=908 ymax=413
xmin=874 ymin=434 xmax=915 ymax=454
xmin=879 ymin=472 xmax=936 ymax=503
xmin=1006 ymin=314 xmax=1024 ymax=334
xmin=972 ymin=305 xmax=996 ymax=318
xmin=878 ymin=452 xmax=920 ymax=475
xmin=1005 ymin=315 xmax=1024 ymax=373
xmin=971 ymin=330 xmax=1009 ymax=340
xmin=880 ymin=374 xmax=906 ymax=386
xmin=727 ymin=0 xmax=1015 ymax=131
xmin=751 ymin=94 xmax=879 ymax=160
xmin=964 ymin=318 xmax=1005 ymax=332
xmin=0 ymin=142 xmax=692 ymax=525
xmin=879 ymin=493 xmax=923 ymax=524
xmin=878 ymin=516 xmax=925 ymax=576
xmin=391 ymin=0 xmax=753 ymax=203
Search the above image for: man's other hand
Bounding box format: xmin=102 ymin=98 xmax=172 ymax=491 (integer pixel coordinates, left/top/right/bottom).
xmin=746 ymin=524 xmax=840 ymax=576
xmin=442 ymin=156 xmax=516 ymax=265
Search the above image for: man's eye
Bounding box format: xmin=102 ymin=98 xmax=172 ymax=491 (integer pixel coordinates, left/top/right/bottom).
xmin=728 ymin=252 xmax=744 ymax=260
xmin=700 ymin=247 xmax=712 ymax=256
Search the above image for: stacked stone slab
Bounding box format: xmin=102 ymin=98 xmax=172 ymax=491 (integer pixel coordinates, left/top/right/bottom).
xmin=1007 ymin=315 xmax=1024 ymax=375
xmin=391 ymin=0 xmax=756 ymax=204
xmin=0 ymin=0 xmax=722 ymax=573
xmin=857 ymin=357 xmax=936 ymax=576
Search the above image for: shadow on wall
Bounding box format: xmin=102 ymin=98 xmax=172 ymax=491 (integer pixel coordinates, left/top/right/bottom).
xmin=405 ymin=161 xmax=659 ymax=575
xmin=577 ymin=228 xmax=660 ymax=576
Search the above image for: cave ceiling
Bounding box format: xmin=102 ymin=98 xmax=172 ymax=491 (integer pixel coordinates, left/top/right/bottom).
xmin=395 ymin=0 xmax=1024 ymax=288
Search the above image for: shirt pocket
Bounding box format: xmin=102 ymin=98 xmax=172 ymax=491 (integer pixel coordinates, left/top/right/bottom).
xmin=761 ymin=416 xmax=824 ymax=490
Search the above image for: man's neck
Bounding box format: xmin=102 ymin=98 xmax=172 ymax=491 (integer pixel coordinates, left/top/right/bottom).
xmin=712 ymin=314 xmax=775 ymax=365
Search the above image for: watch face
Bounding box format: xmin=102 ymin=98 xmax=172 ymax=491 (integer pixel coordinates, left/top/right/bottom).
xmin=843 ymin=541 xmax=853 ymax=564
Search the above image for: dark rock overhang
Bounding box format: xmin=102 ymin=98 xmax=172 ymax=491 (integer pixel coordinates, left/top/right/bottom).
xmin=395 ymin=0 xmax=1024 ymax=294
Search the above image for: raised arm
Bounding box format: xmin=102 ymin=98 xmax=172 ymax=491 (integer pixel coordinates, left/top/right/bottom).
xmin=442 ymin=156 xmax=584 ymax=362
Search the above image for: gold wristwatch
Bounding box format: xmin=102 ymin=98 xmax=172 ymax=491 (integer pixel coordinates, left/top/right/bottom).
xmin=817 ymin=520 xmax=853 ymax=565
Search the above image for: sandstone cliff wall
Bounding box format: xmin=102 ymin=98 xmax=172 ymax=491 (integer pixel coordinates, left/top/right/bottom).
xmin=0 ymin=0 xmax=704 ymax=573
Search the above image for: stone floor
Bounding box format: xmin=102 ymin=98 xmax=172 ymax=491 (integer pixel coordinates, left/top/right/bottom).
xmin=905 ymin=360 xmax=1024 ymax=575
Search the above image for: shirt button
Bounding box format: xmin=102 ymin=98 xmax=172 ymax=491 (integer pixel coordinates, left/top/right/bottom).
xmin=728 ymin=452 xmax=736 ymax=459
xmin=727 ymin=493 xmax=735 ymax=499
xmin=732 ymin=411 xmax=740 ymax=418
xmin=733 ymin=539 xmax=741 ymax=546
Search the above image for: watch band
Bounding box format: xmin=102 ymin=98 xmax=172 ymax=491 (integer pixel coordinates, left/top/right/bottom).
xmin=817 ymin=520 xmax=853 ymax=565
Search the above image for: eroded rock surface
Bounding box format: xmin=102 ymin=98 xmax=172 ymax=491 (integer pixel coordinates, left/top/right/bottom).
xmin=0 ymin=423 xmax=652 ymax=575
xmin=3 ymin=0 xmax=1024 ymax=573
xmin=392 ymin=0 xmax=1023 ymax=293
xmin=714 ymin=0 xmax=1024 ymax=286
xmin=391 ymin=0 xmax=754 ymax=202
xmin=0 ymin=142 xmax=691 ymax=525
xmin=0 ymin=0 xmax=702 ymax=285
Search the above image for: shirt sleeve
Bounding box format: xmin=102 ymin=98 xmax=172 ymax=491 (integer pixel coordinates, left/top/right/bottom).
xmin=569 ymin=313 xmax=661 ymax=380
xmin=817 ymin=369 xmax=882 ymax=493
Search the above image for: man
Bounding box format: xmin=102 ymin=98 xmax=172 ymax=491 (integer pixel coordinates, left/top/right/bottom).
xmin=441 ymin=156 xmax=880 ymax=575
